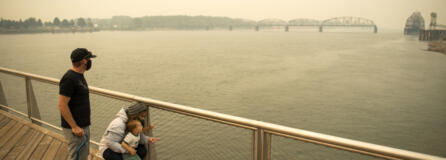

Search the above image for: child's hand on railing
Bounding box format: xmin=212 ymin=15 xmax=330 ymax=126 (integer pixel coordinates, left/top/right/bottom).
xmin=149 ymin=137 xmax=160 ymax=144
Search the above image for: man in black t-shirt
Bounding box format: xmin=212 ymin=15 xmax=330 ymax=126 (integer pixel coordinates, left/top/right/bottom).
xmin=58 ymin=48 xmax=96 ymax=160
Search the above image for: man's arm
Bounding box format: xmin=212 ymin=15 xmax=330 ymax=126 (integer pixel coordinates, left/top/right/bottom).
xmin=58 ymin=94 xmax=84 ymax=136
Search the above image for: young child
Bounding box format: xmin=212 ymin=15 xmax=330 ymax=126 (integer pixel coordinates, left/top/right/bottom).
xmin=122 ymin=120 xmax=143 ymax=160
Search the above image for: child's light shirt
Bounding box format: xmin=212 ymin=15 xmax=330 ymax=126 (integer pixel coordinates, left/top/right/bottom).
xmin=123 ymin=132 xmax=140 ymax=148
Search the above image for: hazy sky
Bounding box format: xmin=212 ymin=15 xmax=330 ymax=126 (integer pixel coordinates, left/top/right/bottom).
xmin=1 ymin=0 xmax=445 ymax=29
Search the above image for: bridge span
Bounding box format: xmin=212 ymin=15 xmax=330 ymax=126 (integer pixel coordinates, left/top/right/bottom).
xmin=319 ymin=17 xmax=377 ymax=33
xmin=250 ymin=17 xmax=377 ymax=33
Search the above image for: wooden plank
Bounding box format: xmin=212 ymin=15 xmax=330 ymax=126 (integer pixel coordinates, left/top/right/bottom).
xmin=0 ymin=110 xmax=100 ymax=159
xmin=88 ymin=149 xmax=102 ymax=160
xmin=89 ymin=147 xmax=103 ymax=160
xmin=29 ymin=135 xmax=53 ymax=160
xmin=0 ymin=116 xmax=10 ymax=128
xmin=0 ymin=120 xmax=16 ymax=137
xmin=15 ymin=116 xmax=67 ymax=143
xmin=42 ymin=139 xmax=62 ymax=160
xmin=90 ymin=148 xmax=97 ymax=158
xmin=93 ymin=155 xmax=104 ymax=160
xmin=16 ymin=131 xmax=45 ymax=160
xmin=0 ymin=110 xmax=32 ymax=125
xmin=92 ymin=152 xmax=103 ymax=160
xmin=0 ymin=114 xmax=5 ymax=122
xmin=55 ymin=143 xmax=69 ymax=160
xmin=3 ymin=129 xmax=37 ymax=160
xmin=42 ymin=127 xmax=67 ymax=142
xmin=0 ymin=126 xmax=30 ymax=159
xmin=0 ymin=110 xmax=66 ymax=142
xmin=0 ymin=122 xmax=23 ymax=147
xmin=15 ymin=128 xmax=37 ymax=146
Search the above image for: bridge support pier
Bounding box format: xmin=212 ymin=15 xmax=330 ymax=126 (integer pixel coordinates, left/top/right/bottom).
xmin=374 ymin=25 xmax=378 ymax=33
xmin=319 ymin=26 xmax=323 ymax=32
xmin=285 ymin=25 xmax=289 ymax=32
xmin=255 ymin=25 xmax=259 ymax=32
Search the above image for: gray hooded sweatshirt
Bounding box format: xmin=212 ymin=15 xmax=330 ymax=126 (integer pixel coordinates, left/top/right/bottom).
xmin=97 ymin=108 xmax=149 ymax=157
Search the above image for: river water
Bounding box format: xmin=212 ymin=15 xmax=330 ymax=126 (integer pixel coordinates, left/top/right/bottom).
xmin=0 ymin=30 xmax=445 ymax=159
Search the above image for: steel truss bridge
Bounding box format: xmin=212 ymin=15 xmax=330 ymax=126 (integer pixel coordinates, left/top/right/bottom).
xmin=254 ymin=17 xmax=378 ymax=33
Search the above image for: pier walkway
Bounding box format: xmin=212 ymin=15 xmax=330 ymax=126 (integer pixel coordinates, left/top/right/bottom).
xmin=0 ymin=109 xmax=101 ymax=160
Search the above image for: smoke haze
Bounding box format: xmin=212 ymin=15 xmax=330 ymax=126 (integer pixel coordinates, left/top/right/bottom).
xmin=1 ymin=0 xmax=445 ymax=30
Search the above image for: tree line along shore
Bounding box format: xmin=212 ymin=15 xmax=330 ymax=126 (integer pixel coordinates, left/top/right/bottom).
xmin=0 ymin=15 xmax=257 ymax=34
xmin=0 ymin=17 xmax=97 ymax=34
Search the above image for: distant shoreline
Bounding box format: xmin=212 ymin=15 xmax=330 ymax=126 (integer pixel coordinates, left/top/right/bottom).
xmin=2 ymin=15 xmax=409 ymax=34
xmin=0 ymin=15 xmax=256 ymax=34
xmin=0 ymin=27 xmax=99 ymax=34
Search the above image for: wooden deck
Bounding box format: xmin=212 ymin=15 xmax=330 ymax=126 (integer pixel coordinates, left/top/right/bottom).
xmin=0 ymin=109 xmax=102 ymax=160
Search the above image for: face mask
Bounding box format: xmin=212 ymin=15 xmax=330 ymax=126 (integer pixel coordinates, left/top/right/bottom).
xmin=86 ymin=60 xmax=92 ymax=70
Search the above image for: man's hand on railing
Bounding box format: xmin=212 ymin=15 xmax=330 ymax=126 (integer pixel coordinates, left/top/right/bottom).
xmin=143 ymin=124 xmax=155 ymax=133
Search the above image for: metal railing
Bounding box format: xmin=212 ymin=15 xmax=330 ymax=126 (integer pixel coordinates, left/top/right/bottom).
xmin=0 ymin=66 xmax=445 ymax=160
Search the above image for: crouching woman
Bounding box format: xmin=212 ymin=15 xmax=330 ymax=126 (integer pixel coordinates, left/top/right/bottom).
xmin=98 ymin=102 xmax=159 ymax=160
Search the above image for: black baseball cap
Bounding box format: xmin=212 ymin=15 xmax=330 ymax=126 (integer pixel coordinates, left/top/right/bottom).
xmin=70 ymin=48 xmax=97 ymax=62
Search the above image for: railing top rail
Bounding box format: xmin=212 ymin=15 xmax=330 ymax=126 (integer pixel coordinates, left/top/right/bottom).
xmin=1 ymin=66 xmax=444 ymax=160
xmin=0 ymin=67 xmax=59 ymax=84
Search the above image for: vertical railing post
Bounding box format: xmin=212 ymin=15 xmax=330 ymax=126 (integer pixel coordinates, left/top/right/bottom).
xmin=257 ymin=128 xmax=264 ymax=160
xmin=144 ymin=104 xmax=157 ymax=160
xmin=0 ymin=81 xmax=9 ymax=111
xmin=257 ymin=128 xmax=271 ymax=160
xmin=25 ymin=77 xmax=32 ymax=119
xmin=263 ymin=133 xmax=271 ymax=160
xmin=252 ymin=130 xmax=256 ymax=160
xmin=25 ymin=77 xmax=41 ymax=125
